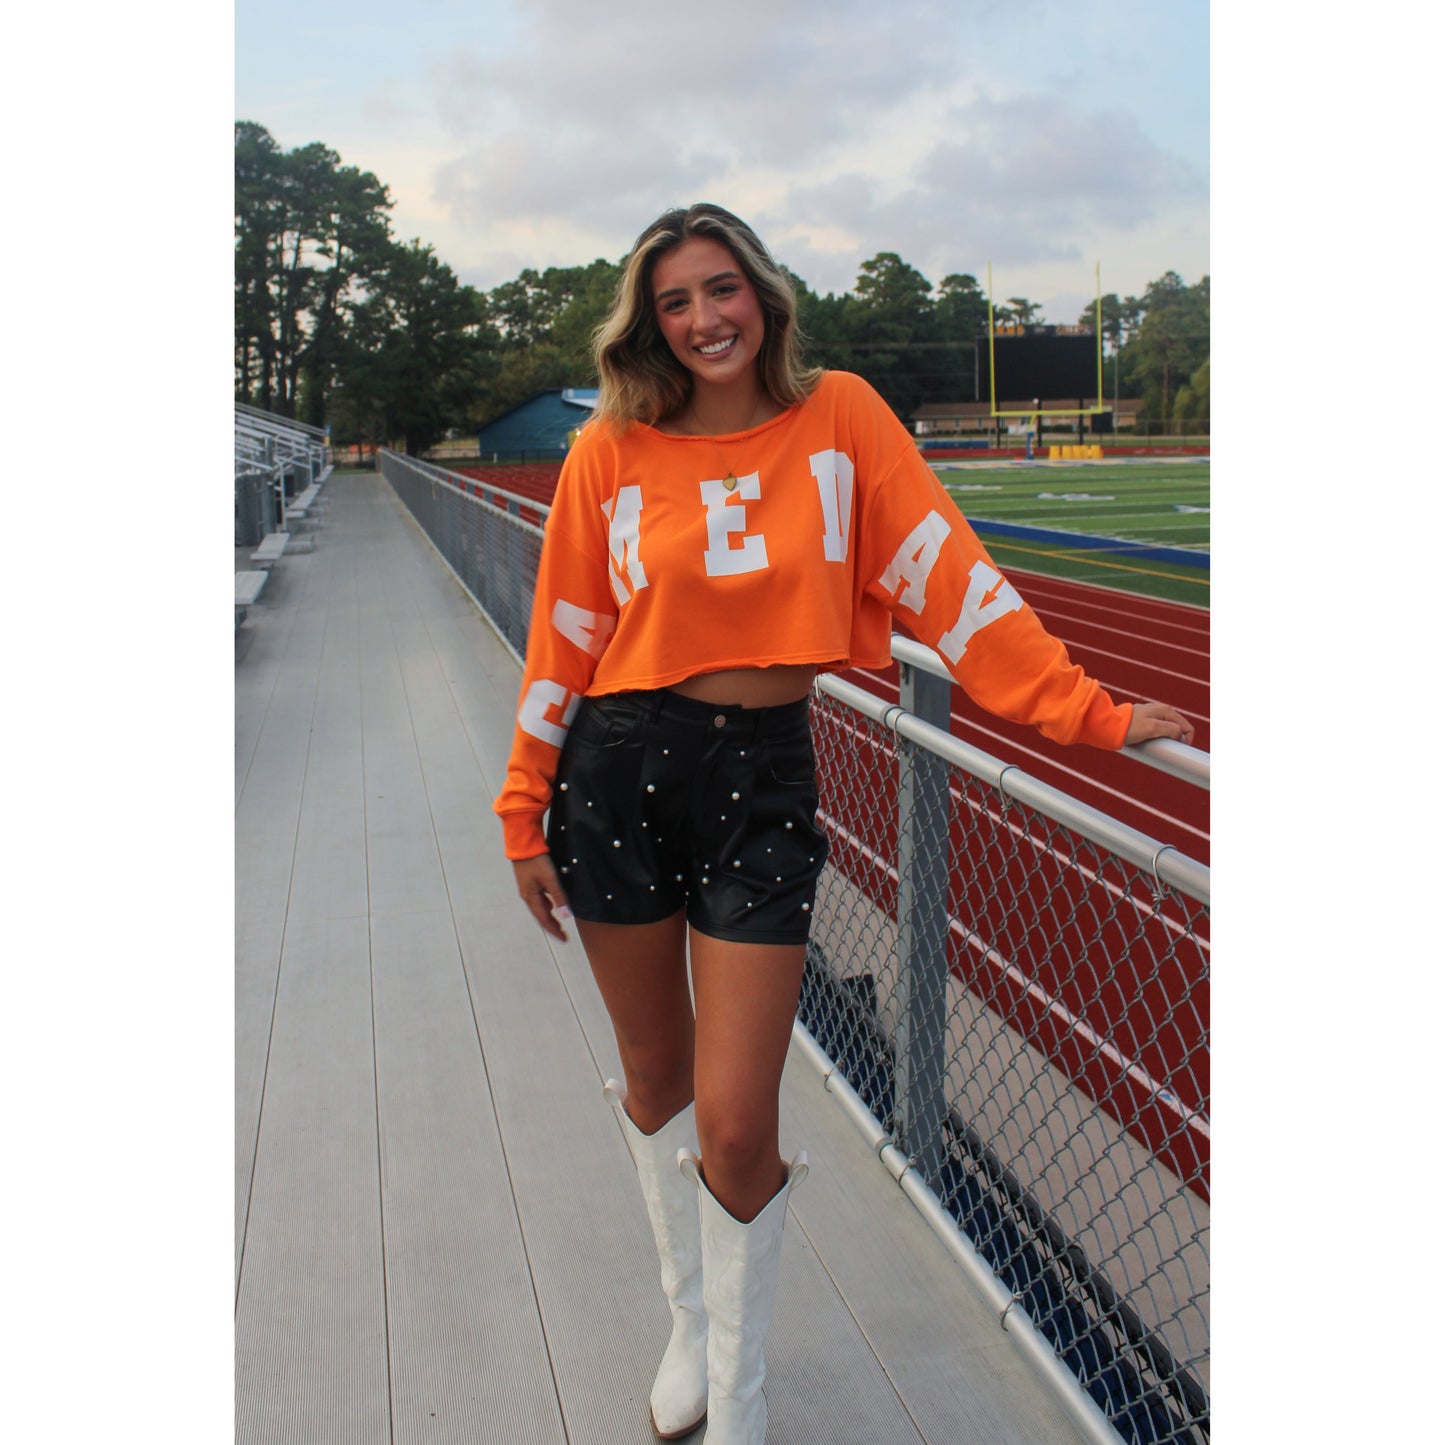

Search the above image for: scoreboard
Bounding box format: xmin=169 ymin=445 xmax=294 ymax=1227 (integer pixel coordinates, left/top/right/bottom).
xmin=977 ymin=324 xmax=1099 ymax=405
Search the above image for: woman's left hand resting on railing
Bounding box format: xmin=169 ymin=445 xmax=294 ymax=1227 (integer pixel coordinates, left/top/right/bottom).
xmin=1124 ymin=701 xmax=1195 ymax=748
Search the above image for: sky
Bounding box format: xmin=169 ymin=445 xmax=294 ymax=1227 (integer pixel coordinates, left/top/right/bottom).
xmin=234 ymin=0 xmax=1209 ymax=322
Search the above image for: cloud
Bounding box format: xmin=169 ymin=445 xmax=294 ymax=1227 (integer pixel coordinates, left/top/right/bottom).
xmin=912 ymin=92 xmax=1203 ymax=232
xmin=425 ymin=0 xmax=959 ymax=233
xmin=259 ymin=0 xmax=1206 ymax=307
xmin=360 ymin=89 xmax=416 ymax=127
xmin=759 ymin=89 xmax=1205 ymax=295
xmin=433 ymin=129 xmax=731 ymax=242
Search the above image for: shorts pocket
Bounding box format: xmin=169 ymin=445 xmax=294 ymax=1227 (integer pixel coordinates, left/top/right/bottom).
xmin=572 ymin=697 xmax=646 ymax=750
xmin=764 ymin=731 xmax=817 ymax=787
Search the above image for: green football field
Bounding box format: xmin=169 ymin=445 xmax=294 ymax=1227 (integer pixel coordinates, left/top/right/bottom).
xmin=931 ymin=457 xmax=1211 ymax=608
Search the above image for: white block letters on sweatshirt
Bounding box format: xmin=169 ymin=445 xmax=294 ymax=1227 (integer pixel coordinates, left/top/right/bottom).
xmin=937 ymin=560 xmax=1025 ymax=664
xmin=878 ymin=509 xmax=952 ymax=614
xmin=517 ymin=678 xmax=581 ymax=748
xmin=810 ymin=449 xmax=855 ymax=562
xmin=700 ymin=472 xmax=769 ymax=576
xmin=551 ymin=598 xmax=616 ymax=658
xmin=602 ymin=486 xmax=648 ymax=604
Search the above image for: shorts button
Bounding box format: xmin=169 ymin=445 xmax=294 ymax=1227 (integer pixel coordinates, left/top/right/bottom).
xmin=713 ymin=714 xmax=726 ymax=728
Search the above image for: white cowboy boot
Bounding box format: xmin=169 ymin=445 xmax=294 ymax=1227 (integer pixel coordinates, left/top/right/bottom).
xmin=678 ymin=1148 xmax=809 ymax=1445
xmin=604 ymin=1080 xmax=709 ymax=1439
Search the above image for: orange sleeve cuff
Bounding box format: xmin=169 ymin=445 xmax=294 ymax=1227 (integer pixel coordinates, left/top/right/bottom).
xmin=1079 ymin=691 xmax=1132 ymax=750
xmin=499 ymin=810 xmax=549 ymax=862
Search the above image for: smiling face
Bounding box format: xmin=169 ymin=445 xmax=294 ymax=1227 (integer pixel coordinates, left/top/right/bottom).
xmin=651 ymin=236 xmax=768 ymax=400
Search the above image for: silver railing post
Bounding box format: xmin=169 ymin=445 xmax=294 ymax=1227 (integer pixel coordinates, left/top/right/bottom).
xmin=264 ymin=439 xmax=281 ymax=533
xmin=506 ymin=496 xmax=525 ymax=649
xmin=893 ymin=658 xmax=952 ymax=1183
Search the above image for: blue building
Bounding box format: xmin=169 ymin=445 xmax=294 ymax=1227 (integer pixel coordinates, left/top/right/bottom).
xmin=476 ymin=388 xmax=598 ymax=459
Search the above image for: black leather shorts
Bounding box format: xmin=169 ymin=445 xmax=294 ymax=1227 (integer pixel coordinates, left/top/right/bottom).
xmin=546 ymin=688 xmax=827 ymax=944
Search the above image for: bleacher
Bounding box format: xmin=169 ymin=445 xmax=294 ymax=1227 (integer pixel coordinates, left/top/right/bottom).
xmin=234 ymin=405 xmax=333 ymax=629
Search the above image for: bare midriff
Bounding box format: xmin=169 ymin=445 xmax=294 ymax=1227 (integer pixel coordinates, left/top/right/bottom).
xmin=667 ymin=663 xmax=817 ymax=708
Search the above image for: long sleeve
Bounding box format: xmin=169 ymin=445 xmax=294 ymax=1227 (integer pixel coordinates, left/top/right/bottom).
xmin=858 ymin=438 xmax=1131 ymax=750
xmin=492 ymin=461 xmax=620 ymax=860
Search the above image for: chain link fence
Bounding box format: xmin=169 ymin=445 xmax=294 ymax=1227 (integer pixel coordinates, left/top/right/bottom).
xmin=380 ymin=450 xmax=545 ymax=665
xmin=801 ymin=673 xmax=1208 ymax=1444
xmin=380 ymin=449 xmax=1210 ymax=1445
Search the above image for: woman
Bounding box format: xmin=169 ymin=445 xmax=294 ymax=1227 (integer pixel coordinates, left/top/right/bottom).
xmin=495 ymin=203 xmax=1193 ymax=1443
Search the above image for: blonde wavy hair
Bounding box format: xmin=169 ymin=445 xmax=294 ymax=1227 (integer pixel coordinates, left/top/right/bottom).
xmin=592 ymin=203 xmax=823 ymax=429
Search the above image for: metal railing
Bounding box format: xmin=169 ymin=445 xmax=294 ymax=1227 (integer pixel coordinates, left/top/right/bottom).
xmin=381 ymin=450 xmax=545 ymax=663
xmin=234 ymin=405 xmax=333 ymax=546
xmin=800 ymin=674 xmax=1208 ymax=1445
xmin=235 ymin=401 xmax=331 ymax=446
xmin=380 ymin=449 xmax=1210 ymax=1445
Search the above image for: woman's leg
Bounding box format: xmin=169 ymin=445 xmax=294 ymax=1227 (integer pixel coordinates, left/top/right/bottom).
xmin=583 ymin=909 xmax=707 ymax=1439
xmin=683 ymin=930 xmax=808 ymax=1444
xmin=578 ymin=910 xmax=695 ymax=1135
xmin=688 ymin=930 xmax=807 ymax=1223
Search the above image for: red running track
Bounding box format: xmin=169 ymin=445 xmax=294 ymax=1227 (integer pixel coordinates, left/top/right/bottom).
xmin=823 ymin=576 xmax=1211 ymax=1194
xmin=831 ymin=574 xmax=1209 ymax=1193
xmin=848 ymin=571 xmax=1210 ymax=866
xmin=810 ymin=703 xmax=1210 ymax=1194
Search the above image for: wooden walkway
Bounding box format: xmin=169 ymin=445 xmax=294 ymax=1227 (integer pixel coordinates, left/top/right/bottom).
xmin=234 ymin=472 xmax=1086 ymax=1444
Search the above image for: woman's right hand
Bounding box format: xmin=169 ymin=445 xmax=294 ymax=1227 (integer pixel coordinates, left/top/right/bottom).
xmin=512 ymin=852 xmax=572 ymax=942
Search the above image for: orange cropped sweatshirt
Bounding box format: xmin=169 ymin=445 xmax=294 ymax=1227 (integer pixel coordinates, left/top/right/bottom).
xmin=494 ymin=370 xmax=1131 ymax=859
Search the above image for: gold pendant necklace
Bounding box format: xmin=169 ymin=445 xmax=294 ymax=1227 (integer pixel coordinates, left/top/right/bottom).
xmin=676 ymin=394 xmax=779 ymax=490
xmin=678 ymin=408 xmax=744 ymax=490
